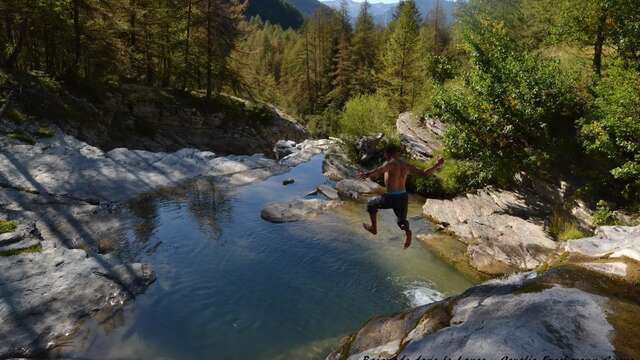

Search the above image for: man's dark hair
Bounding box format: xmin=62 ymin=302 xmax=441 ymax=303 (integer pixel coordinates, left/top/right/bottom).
xmin=384 ymin=144 xmax=400 ymax=157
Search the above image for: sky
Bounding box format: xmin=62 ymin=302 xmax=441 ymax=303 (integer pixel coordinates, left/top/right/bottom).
xmin=320 ymin=0 xmax=400 ymax=3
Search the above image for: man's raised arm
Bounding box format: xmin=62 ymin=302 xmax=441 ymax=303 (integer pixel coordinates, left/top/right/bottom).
xmin=358 ymin=162 xmax=389 ymax=180
xmin=407 ymin=158 xmax=445 ymax=177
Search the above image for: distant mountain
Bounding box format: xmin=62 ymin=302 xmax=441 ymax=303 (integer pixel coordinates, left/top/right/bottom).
xmin=288 ymin=0 xmax=330 ymax=16
xmin=322 ymin=0 xmax=396 ymax=24
xmin=321 ymin=0 xmax=456 ymax=25
xmin=245 ymin=0 xmax=304 ymax=29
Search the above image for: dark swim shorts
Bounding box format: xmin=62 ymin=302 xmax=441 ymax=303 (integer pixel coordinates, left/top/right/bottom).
xmin=367 ymin=192 xmax=410 ymax=228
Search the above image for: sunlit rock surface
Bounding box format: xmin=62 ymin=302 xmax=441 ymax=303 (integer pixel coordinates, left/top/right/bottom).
xmin=327 ymin=269 xmax=635 ymax=360
xmin=396 ymin=112 xmax=446 ymax=161
xmin=423 ymin=187 xmax=558 ymax=273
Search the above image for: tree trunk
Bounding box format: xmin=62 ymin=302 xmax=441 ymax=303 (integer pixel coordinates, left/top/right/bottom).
xmin=593 ymin=9 xmax=607 ymax=78
xmin=206 ymin=0 xmax=212 ymax=100
xmin=4 ymin=19 xmax=28 ymax=69
xmin=183 ymin=0 xmax=193 ymax=89
xmin=73 ymin=0 xmax=81 ymax=70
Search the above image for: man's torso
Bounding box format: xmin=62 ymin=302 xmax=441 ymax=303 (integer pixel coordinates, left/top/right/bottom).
xmin=383 ymin=160 xmax=409 ymax=193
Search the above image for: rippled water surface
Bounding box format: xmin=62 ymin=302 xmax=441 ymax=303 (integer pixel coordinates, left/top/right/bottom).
xmin=62 ymin=156 xmax=473 ymax=359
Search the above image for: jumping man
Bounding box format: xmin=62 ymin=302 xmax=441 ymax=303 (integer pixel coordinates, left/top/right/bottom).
xmin=358 ymin=145 xmax=445 ymax=249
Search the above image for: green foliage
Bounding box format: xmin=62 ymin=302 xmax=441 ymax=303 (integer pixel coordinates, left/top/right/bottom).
xmin=549 ymin=209 xmax=589 ymax=240
xmin=580 ymin=63 xmax=640 ymax=202
xmin=407 ymin=157 xmax=485 ymax=198
xmin=431 ymin=18 xmax=582 ymax=185
xmin=35 ymin=127 xmax=55 ymax=138
xmin=592 ymin=200 xmax=620 ymax=226
xmin=5 ymin=106 xmax=28 ymax=123
xmin=0 ymin=220 xmax=17 ymax=234
xmin=338 ymin=94 xmax=395 ymax=139
xmin=8 ymin=132 xmax=36 ymax=145
xmin=0 ymin=244 xmax=42 ymax=257
xmin=379 ymin=0 xmax=422 ymax=112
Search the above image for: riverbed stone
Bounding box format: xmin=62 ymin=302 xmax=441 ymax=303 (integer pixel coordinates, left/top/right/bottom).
xmin=396 ymin=112 xmax=446 ymax=161
xmin=423 ymin=187 xmax=558 ymax=273
xmin=0 ymin=244 xmax=155 ymax=358
xmin=336 ymin=179 xmax=384 ymax=199
xmin=261 ymin=199 xmax=342 ymax=223
xmin=278 ymin=139 xmax=336 ymax=167
xmin=317 ymin=185 xmax=339 ymax=200
xmin=322 ymin=143 xmax=360 ymax=181
xmin=566 ymin=225 xmax=640 ymax=262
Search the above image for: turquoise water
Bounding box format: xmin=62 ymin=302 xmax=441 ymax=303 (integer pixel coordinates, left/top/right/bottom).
xmin=60 ymin=156 xmax=472 ymax=359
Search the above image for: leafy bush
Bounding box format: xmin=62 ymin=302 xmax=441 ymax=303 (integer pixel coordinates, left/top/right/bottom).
xmin=339 ymin=94 xmax=396 ymax=139
xmin=430 ymin=19 xmax=582 ymax=186
xmin=0 ymin=220 xmax=17 ymax=234
xmin=579 ymin=63 xmax=640 ymax=203
xmin=592 ymin=200 xmax=620 ymax=226
xmin=407 ymin=157 xmax=484 ymax=198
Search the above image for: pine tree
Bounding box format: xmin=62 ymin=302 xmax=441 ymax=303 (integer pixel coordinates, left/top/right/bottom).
xmin=351 ymin=0 xmax=378 ymax=95
xmin=379 ymin=0 xmax=422 ymax=111
xmin=328 ymin=34 xmax=354 ymax=107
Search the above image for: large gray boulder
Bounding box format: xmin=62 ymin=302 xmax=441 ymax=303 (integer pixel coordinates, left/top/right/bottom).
xmin=0 ymin=244 xmax=155 ymax=358
xmin=327 ymin=268 xmax=633 ymax=360
xmin=396 ymin=112 xmax=446 ymax=161
xmin=322 ymin=143 xmax=360 ymax=181
xmin=423 ymin=187 xmax=558 ymax=274
xmin=261 ymin=199 xmax=342 ymax=223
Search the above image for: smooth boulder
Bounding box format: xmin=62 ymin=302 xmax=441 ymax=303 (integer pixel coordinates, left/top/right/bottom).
xmin=396 ymin=112 xmax=446 ymax=161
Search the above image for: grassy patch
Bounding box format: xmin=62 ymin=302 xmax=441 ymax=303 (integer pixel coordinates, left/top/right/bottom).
xmin=0 ymin=244 xmax=42 ymax=257
xmin=8 ymin=131 xmax=36 ymax=145
xmin=35 ymin=127 xmax=54 ymax=138
xmin=549 ymin=209 xmax=589 ymax=240
xmin=5 ymin=106 xmax=29 ymax=123
xmin=407 ymin=156 xmax=483 ymax=199
xmin=0 ymin=220 xmax=17 ymax=234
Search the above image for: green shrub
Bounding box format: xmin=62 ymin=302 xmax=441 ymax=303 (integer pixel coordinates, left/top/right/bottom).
xmin=339 ymin=94 xmax=396 ymax=139
xmin=8 ymin=132 xmax=36 ymax=145
xmin=592 ymin=200 xmax=620 ymax=226
xmin=0 ymin=220 xmax=17 ymax=234
xmin=579 ymin=62 xmax=640 ymax=203
xmin=431 ymin=18 xmax=582 ymax=186
xmin=407 ymin=157 xmax=486 ymax=198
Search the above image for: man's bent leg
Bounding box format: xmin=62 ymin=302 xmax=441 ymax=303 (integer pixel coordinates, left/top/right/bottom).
xmin=398 ymin=220 xmax=412 ymax=249
xmin=364 ymin=196 xmax=384 ymax=235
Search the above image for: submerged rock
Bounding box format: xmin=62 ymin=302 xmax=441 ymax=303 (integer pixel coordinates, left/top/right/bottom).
xmin=396 ymin=112 xmax=446 ymax=161
xmin=261 ymin=199 xmax=342 ymax=223
xmin=327 ymin=268 xmax=632 ymax=360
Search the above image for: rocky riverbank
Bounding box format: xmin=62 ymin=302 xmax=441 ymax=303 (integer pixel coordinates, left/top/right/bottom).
xmin=326 ymin=112 xmax=640 ymax=359
xmin=0 ymin=129 xmax=327 ymax=357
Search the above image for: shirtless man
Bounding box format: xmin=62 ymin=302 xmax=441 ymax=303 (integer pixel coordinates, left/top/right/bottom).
xmin=358 ymin=144 xmax=445 ymax=249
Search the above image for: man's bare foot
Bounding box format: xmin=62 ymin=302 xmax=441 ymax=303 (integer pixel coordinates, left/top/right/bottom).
xmin=363 ymin=223 xmax=377 ymax=235
xmin=403 ymin=230 xmax=412 ymax=249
